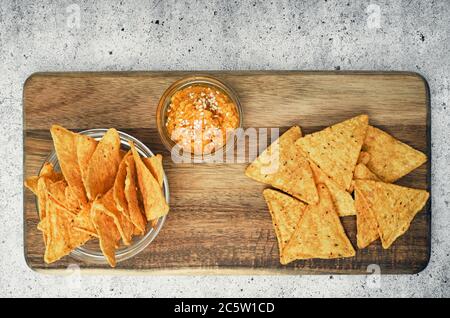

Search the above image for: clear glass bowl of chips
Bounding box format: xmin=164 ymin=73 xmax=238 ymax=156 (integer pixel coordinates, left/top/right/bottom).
xmin=39 ymin=129 xmax=169 ymax=266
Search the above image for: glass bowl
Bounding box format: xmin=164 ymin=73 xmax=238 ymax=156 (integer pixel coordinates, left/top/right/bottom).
xmin=38 ymin=129 xmax=169 ymax=266
xmin=156 ymin=75 xmax=243 ymax=162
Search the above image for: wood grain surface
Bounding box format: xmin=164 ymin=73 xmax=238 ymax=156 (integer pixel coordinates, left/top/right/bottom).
xmin=23 ymin=71 xmax=430 ymax=274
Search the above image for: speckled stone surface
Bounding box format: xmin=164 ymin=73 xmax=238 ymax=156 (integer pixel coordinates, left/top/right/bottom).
xmin=0 ymin=0 xmax=449 ymax=297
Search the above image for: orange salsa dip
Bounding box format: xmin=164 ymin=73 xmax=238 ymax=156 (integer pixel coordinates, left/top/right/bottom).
xmin=165 ymin=85 xmax=239 ymax=154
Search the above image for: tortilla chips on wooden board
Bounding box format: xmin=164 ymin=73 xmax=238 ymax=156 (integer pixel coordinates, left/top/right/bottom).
xmin=296 ymin=114 xmax=368 ymax=191
xmin=245 ymin=126 xmax=319 ymax=205
xmin=362 ymin=126 xmax=427 ymax=183
xmin=263 ymin=189 xmax=307 ymax=262
xmin=244 ymin=114 xmax=429 ymax=263
xmin=281 ymin=184 xmax=355 ymax=264
xmin=130 ymin=141 xmax=169 ymax=220
xmin=355 ymin=180 xmax=429 ymax=249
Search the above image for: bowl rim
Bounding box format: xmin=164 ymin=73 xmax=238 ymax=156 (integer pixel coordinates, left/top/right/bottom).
xmin=38 ymin=128 xmax=169 ymax=265
xmin=156 ymin=75 xmax=244 ymax=163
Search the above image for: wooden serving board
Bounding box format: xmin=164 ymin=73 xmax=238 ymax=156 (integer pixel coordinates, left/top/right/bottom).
xmin=23 ymin=71 xmax=430 ymax=274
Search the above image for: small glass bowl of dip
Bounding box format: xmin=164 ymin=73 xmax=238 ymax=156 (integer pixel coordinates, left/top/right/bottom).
xmin=156 ymin=75 xmax=243 ymax=162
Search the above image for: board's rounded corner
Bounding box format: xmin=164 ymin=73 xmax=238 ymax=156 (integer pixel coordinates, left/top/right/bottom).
xmin=404 ymin=71 xmax=430 ymax=93
xmin=411 ymin=253 xmax=431 ymax=275
xmin=23 ymin=72 xmax=44 ymax=91
xmin=23 ymin=247 xmax=42 ymax=274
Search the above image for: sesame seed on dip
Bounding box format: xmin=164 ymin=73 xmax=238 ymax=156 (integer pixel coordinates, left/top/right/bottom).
xmin=165 ymin=85 xmax=239 ymax=154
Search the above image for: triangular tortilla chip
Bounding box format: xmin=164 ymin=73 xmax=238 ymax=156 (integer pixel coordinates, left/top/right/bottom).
xmin=308 ymin=159 xmax=356 ymax=216
xmin=142 ymin=154 xmax=164 ymax=189
xmin=91 ymin=206 xmax=121 ymax=267
xmin=113 ymin=151 xmax=132 ymax=215
xmin=73 ymin=202 xmax=97 ymax=237
xmin=296 ymin=115 xmax=368 ymax=191
xmin=245 ymin=126 xmax=319 ymax=204
xmin=354 ymin=163 xmax=380 ymax=181
xmin=281 ymin=184 xmax=355 ymax=264
xmin=50 ymin=125 xmax=87 ymax=205
xmin=25 ymin=163 xmax=64 ymax=196
xmin=40 ymin=162 xmax=64 ymax=181
xmin=44 ymin=198 xmax=91 ymax=264
xmin=85 ymin=128 xmax=121 ymax=200
xmin=32 ymin=163 xmax=65 ymax=218
xmin=130 ymin=141 xmax=169 ymax=220
xmin=354 ymin=188 xmax=379 ymax=249
xmin=362 ymin=126 xmax=427 ymax=182
xmin=263 ymin=189 xmax=307 ymax=261
xmin=124 ymin=156 xmax=147 ymax=235
xmin=76 ymin=134 xmax=98 ymax=193
xmin=354 ymin=180 xmax=429 ymax=249
xmin=93 ymin=190 xmax=134 ymax=246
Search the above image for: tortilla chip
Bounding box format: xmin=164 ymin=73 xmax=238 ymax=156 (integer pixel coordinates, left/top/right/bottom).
xmin=124 ymin=156 xmax=147 ymax=234
xmin=93 ymin=190 xmax=134 ymax=246
xmin=24 ymin=176 xmax=39 ymax=195
xmin=354 ymin=180 xmax=429 ymax=249
xmin=85 ymin=128 xmax=121 ymax=200
xmin=354 ymin=188 xmax=379 ymax=249
xmin=26 ymin=163 xmax=63 ymax=195
xmin=76 ymin=134 xmax=98 ymax=193
xmin=50 ymin=125 xmax=87 ymax=205
xmin=263 ymin=189 xmax=307 ymax=261
xmin=37 ymin=216 xmax=49 ymax=245
xmin=142 ymin=154 xmax=164 ymax=188
xmin=44 ymin=198 xmax=90 ymax=264
xmin=296 ymin=115 xmax=368 ymax=191
xmin=40 ymin=162 xmax=63 ymax=181
xmin=73 ymin=202 xmax=97 ymax=237
xmin=245 ymin=126 xmax=319 ymax=204
xmin=357 ymin=151 xmax=370 ymax=165
xmin=307 ymin=158 xmax=356 ymax=216
xmin=44 ymin=199 xmax=72 ymax=264
xmin=130 ymin=141 xmax=169 ymax=220
xmin=36 ymin=177 xmax=50 ymax=220
xmin=113 ymin=151 xmax=131 ymax=215
xmin=91 ymin=207 xmax=121 ymax=267
xmin=281 ymin=184 xmax=355 ymax=264
xmin=354 ymin=163 xmax=380 ymax=181
xmin=363 ymin=126 xmax=427 ymax=183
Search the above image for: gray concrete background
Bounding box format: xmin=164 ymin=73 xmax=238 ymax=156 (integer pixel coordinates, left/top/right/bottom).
xmin=0 ymin=0 xmax=449 ymax=297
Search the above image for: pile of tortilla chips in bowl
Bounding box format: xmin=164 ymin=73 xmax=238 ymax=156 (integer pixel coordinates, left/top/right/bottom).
xmin=25 ymin=126 xmax=170 ymax=267
xmin=246 ymin=115 xmax=429 ymax=264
